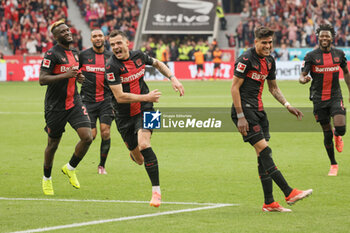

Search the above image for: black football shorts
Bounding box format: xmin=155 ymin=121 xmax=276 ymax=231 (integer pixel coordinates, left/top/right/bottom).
xmin=313 ymin=98 xmax=346 ymax=124
xmin=44 ymin=100 xmax=91 ymax=138
xmin=231 ymin=106 xmax=270 ymax=145
xmin=83 ymin=99 xmax=114 ymax=129
xmin=115 ymin=108 xmax=154 ymax=151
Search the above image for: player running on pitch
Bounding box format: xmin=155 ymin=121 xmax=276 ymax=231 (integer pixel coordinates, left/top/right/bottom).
xmin=231 ymin=26 xmax=312 ymax=212
xmin=40 ymin=20 xmax=93 ymax=195
xmin=300 ymin=24 xmax=350 ymax=176
xmin=105 ymin=30 xmax=184 ymax=207
xmin=79 ymin=29 xmax=114 ymax=175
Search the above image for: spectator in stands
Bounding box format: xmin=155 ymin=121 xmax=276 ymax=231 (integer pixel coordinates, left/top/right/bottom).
xmin=225 ymin=33 xmax=236 ymax=47
xmin=26 ymin=34 xmax=38 ymax=54
xmin=169 ymin=41 xmax=179 ymax=61
xmin=278 ymin=43 xmax=290 ymax=61
xmin=216 ymin=2 xmax=227 ymax=30
xmin=0 ymin=52 xmax=5 ymax=63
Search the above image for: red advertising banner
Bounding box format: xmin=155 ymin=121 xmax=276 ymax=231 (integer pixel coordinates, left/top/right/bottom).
xmin=6 ymin=63 xmax=40 ymax=81
xmin=172 ymin=61 xmax=234 ymax=80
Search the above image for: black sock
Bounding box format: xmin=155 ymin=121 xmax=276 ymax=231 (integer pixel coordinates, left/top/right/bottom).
xmin=69 ymin=154 xmax=82 ymax=168
xmin=259 ymin=147 xmax=293 ymax=197
xmin=43 ymin=166 xmax=52 ymax=178
xmin=258 ymin=157 xmax=274 ymax=204
xmin=140 ymin=147 xmax=159 ymax=186
xmin=323 ymin=130 xmax=337 ymax=165
xmin=99 ymin=139 xmax=111 ymax=167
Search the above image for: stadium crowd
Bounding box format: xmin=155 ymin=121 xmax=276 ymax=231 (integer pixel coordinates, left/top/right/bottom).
xmin=235 ymin=0 xmax=350 ymax=48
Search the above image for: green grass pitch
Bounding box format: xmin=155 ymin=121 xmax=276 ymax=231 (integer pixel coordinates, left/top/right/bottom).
xmin=1 ymin=80 xmax=350 ymax=232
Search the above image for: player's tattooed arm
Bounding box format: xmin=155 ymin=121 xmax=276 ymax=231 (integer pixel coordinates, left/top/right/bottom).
xmin=267 ymin=79 xmax=303 ymax=119
xmin=109 ymin=84 xmax=161 ymax=103
xmin=231 ymin=75 xmax=249 ymax=136
xmin=342 ymin=65 xmax=350 ymax=102
xmin=152 ymin=59 xmax=185 ymax=96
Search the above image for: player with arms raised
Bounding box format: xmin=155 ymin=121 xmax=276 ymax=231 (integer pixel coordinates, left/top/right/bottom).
xmin=105 ymin=30 xmax=184 ymax=207
xmin=231 ymin=26 xmax=312 ymax=212
xmin=300 ymin=24 xmax=350 ymax=176
xmin=39 ymin=20 xmax=93 ymax=195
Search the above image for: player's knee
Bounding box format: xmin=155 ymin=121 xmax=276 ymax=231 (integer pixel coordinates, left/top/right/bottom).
xmin=82 ymin=134 xmax=93 ymax=145
xmin=323 ymin=130 xmax=333 ymax=145
xmin=258 ymin=147 xmax=277 ymax=174
xmin=138 ymin=142 xmax=151 ymax=151
xmin=335 ymin=126 xmax=346 ymax=136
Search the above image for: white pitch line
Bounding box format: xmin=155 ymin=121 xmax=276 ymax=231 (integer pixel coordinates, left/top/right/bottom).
xmin=9 ymin=204 xmax=235 ymax=233
xmin=0 ymin=197 xmax=239 ymax=206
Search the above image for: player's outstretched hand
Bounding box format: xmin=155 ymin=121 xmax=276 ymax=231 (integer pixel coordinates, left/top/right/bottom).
xmin=237 ymin=117 xmax=249 ymax=136
xmin=287 ymin=106 xmax=303 ymax=120
xmin=171 ymin=76 xmax=185 ymax=96
xmin=299 ymin=75 xmax=311 ymax=84
xmin=76 ymin=72 xmax=85 ymax=84
xmin=147 ymin=89 xmax=162 ymax=102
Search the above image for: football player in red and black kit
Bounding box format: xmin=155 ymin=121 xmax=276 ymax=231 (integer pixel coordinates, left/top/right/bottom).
xmin=231 ymin=26 xmax=312 ymax=212
xmin=300 ymin=24 xmax=350 ymax=176
xmin=79 ymin=29 xmax=114 ymax=175
xmin=106 ymin=30 xmax=184 ymax=207
xmin=39 ymin=20 xmax=93 ymax=195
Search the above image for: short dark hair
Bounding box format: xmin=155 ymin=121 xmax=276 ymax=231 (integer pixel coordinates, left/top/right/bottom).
xmin=109 ymin=30 xmax=128 ymax=40
xmin=254 ymin=26 xmax=275 ymax=39
xmin=316 ymin=24 xmax=335 ymax=38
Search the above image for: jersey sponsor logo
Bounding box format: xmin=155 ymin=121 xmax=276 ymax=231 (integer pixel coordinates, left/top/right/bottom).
xmin=42 ymin=59 xmax=51 ymax=68
xmin=316 ymin=59 xmax=321 ymax=63
xmin=313 ymin=65 xmax=340 ymax=73
xmin=236 ymin=62 xmax=247 ymax=73
xmin=120 ymin=67 xmax=126 ymax=72
xmin=242 ymin=57 xmax=248 ymax=61
xmin=267 ymin=62 xmax=272 ymax=70
xmin=250 ymin=72 xmax=268 ymax=81
xmin=121 ymin=69 xmax=145 ymax=83
xmin=107 ymin=72 xmax=115 ymax=81
xmin=47 ymin=52 xmax=52 ymax=55
xmin=106 ymin=65 xmax=111 ymax=69
xmin=253 ymin=64 xmax=259 ymax=70
xmin=60 ymin=65 xmax=79 ymax=73
xmin=86 ymin=66 xmax=105 ymax=72
xmin=334 ymin=57 xmax=340 ymax=62
xmin=88 ymin=59 xmax=93 ymax=63
xmin=61 ymin=57 xmax=67 ymax=62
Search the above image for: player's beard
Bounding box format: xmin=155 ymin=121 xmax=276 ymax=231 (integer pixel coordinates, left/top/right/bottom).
xmin=93 ymin=42 xmax=104 ymax=49
xmin=320 ymin=41 xmax=331 ymax=50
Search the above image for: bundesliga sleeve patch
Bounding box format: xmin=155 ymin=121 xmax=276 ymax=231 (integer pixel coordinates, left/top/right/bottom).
xmin=42 ymin=59 xmax=51 ymax=68
xmin=107 ymin=72 xmax=115 ymax=81
xmin=236 ymin=62 xmax=247 ymax=73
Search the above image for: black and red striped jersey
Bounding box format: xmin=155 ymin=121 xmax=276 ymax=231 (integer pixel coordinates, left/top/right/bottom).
xmin=302 ymin=47 xmax=347 ymax=102
xmin=40 ymin=44 xmax=80 ymax=111
xmin=105 ymin=50 xmax=154 ymax=117
xmin=79 ymin=48 xmax=113 ymax=103
xmin=233 ymin=48 xmax=276 ymax=111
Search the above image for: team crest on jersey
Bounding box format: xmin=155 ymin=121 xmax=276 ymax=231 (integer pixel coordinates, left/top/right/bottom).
xmin=107 ymin=73 xmax=115 ymax=81
xmin=136 ymin=58 xmax=142 ymax=66
xmin=267 ymin=62 xmax=272 ymax=70
xmin=236 ymin=62 xmax=247 ymax=73
xmin=61 ymin=57 xmax=67 ymax=62
xmin=334 ymin=57 xmax=340 ymax=62
xmin=42 ymin=58 xmax=51 ymax=68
